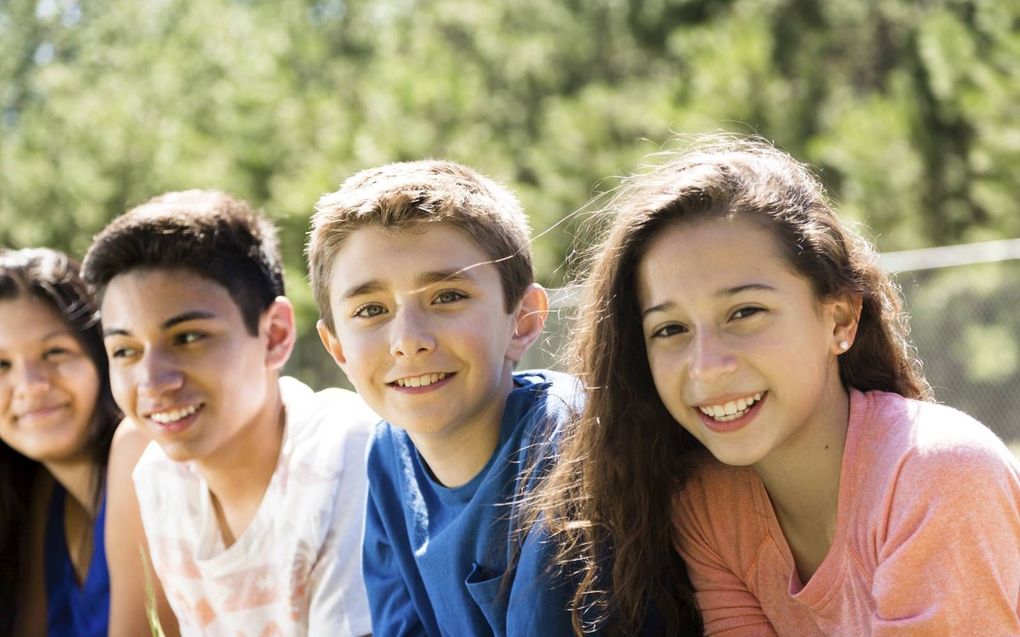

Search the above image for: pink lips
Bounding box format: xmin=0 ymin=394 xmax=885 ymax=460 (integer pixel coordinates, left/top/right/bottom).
xmin=16 ymin=403 xmax=68 ymax=423
xmin=697 ymin=393 xmax=766 ymax=434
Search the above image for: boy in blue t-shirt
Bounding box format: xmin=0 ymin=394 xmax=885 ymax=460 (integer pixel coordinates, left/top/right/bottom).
xmin=308 ymin=160 xmax=578 ymax=636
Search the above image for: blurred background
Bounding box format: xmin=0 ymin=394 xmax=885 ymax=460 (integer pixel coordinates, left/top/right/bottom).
xmin=2 ymin=0 xmax=1017 ymax=452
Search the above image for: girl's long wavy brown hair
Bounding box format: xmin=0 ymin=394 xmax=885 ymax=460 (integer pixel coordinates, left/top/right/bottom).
xmin=532 ymin=136 xmax=930 ymax=635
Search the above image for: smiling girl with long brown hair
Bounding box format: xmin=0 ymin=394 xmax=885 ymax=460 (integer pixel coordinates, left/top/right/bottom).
xmin=536 ymin=137 xmax=1020 ymax=636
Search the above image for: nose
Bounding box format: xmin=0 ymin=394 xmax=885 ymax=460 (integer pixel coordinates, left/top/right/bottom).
xmin=138 ymin=349 xmax=184 ymax=397
xmin=687 ymin=328 xmax=737 ymax=383
xmin=388 ymin=306 xmax=435 ymax=358
xmin=13 ymin=360 xmax=52 ymax=397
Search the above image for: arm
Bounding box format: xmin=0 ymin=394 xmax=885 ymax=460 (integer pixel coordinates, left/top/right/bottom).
xmin=360 ymin=485 xmax=429 ymax=637
xmin=672 ymin=484 xmax=778 ymax=637
xmin=506 ymin=522 xmax=576 ymax=637
xmin=105 ymin=419 xmax=180 ymax=637
xmin=306 ymin=480 xmax=373 ymax=636
xmin=870 ymin=447 xmax=1020 ymax=636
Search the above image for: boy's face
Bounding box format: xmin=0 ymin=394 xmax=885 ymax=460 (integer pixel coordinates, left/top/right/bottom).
xmin=319 ymin=223 xmax=534 ymax=444
xmin=101 ymin=268 xmax=291 ymax=463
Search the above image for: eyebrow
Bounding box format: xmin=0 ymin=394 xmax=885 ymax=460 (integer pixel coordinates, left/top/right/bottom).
xmin=340 ymin=269 xmax=477 ymax=301
xmin=641 ymin=283 xmax=778 ymax=319
xmin=103 ymin=310 xmax=218 ymax=337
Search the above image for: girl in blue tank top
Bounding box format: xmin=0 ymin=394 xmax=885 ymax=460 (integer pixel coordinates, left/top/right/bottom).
xmin=0 ymin=248 xmax=120 ymax=637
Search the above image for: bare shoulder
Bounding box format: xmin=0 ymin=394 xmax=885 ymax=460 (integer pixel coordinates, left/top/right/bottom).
xmin=112 ymin=417 xmax=150 ymax=451
xmin=108 ymin=418 xmax=153 ymax=472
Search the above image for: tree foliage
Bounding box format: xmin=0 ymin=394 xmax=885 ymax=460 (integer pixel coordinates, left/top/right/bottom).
xmin=2 ymin=0 xmax=1018 ymax=395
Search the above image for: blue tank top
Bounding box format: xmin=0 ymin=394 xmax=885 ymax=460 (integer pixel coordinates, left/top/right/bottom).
xmin=43 ymin=485 xmax=110 ymax=637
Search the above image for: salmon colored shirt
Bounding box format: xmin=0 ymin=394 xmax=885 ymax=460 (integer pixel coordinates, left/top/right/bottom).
xmin=673 ymin=390 xmax=1020 ymax=637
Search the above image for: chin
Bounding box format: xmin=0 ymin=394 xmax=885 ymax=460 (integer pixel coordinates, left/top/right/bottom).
xmin=705 ymin=445 xmax=765 ymax=468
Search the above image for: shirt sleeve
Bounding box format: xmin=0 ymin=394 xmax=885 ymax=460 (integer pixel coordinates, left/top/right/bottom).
xmin=361 ymin=481 xmax=429 ymax=637
xmin=672 ymin=480 xmax=778 ymax=637
xmin=506 ymin=522 xmax=576 ymax=637
xmin=870 ymin=443 xmax=1020 ymax=636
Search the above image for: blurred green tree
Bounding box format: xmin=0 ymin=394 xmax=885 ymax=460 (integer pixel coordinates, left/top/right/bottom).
xmin=2 ymin=0 xmax=1018 ymax=400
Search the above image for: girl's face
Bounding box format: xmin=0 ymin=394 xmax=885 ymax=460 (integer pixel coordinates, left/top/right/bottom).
xmin=636 ymin=216 xmax=853 ymax=468
xmin=0 ymin=295 xmax=100 ymax=464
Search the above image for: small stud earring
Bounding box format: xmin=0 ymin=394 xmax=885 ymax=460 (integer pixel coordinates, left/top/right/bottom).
xmin=838 ymin=340 xmax=850 ymax=352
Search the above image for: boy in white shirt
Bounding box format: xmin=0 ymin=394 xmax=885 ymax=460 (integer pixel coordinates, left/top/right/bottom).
xmin=84 ymin=190 xmax=375 ymax=637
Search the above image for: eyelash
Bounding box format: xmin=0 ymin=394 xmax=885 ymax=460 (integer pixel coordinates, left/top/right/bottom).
xmin=731 ymin=306 xmax=765 ymax=320
xmin=0 ymin=347 xmax=79 ymax=366
xmin=650 ymin=307 xmax=766 ymax=339
xmin=353 ymin=304 xmax=386 ymax=319
xmin=433 ymin=290 xmax=467 ymax=305
xmin=174 ymin=331 xmax=207 ymax=346
xmin=110 ymin=346 xmax=137 ymax=359
xmin=651 ymin=324 xmax=687 ymax=339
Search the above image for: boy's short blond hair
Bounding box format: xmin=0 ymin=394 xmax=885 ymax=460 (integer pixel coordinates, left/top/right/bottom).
xmin=308 ymin=160 xmax=534 ymax=332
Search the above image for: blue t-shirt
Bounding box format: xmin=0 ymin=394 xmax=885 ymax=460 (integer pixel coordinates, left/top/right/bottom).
xmin=362 ymin=370 xmax=580 ymax=637
xmin=43 ymin=485 xmax=110 ymax=637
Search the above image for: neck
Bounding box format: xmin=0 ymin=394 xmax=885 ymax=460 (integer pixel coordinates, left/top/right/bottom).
xmin=196 ymin=382 xmax=285 ymax=543
xmin=409 ymin=368 xmax=514 ymax=488
xmin=754 ymin=382 xmax=850 ymax=537
xmin=44 ymin=455 xmax=99 ymax=516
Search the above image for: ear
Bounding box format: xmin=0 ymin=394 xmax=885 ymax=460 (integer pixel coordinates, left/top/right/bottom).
xmin=317 ymin=318 xmax=348 ymax=371
xmin=262 ymin=297 xmax=297 ymax=371
xmin=826 ymin=292 xmax=863 ymax=355
xmin=506 ymin=283 xmax=549 ymax=363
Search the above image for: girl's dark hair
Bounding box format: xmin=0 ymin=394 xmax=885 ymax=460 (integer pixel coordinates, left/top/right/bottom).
xmin=0 ymin=248 xmax=120 ymax=636
xmin=533 ymin=136 xmax=929 ymax=635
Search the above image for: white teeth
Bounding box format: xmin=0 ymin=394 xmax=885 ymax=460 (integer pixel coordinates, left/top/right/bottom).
xmin=150 ymin=404 xmax=200 ymax=424
xmin=698 ymin=392 xmax=763 ymax=422
xmin=395 ymin=372 xmax=447 ymax=388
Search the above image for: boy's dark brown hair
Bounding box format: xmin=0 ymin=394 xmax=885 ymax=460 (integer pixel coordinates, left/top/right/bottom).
xmin=532 ymin=136 xmax=930 ymax=635
xmin=82 ymin=190 xmax=284 ymax=336
xmin=308 ymin=160 xmax=534 ymax=332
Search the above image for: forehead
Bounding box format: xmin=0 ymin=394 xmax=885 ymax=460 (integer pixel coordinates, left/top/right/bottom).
xmin=100 ymin=268 xmax=243 ymax=330
xmin=0 ymin=295 xmax=70 ymax=348
xmin=638 ymin=217 xmax=800 ymax=303
xmin=328 ymin=223 xmax=500 ymax=292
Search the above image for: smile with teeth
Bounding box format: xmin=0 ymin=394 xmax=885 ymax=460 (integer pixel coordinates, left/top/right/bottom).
xmin=698 ymin=392 xmax=764 ymax=422
xmin=149 ymin=403 xmax=202 ymax=424
xmin=393 ymin=373 xmax=448 ymax=388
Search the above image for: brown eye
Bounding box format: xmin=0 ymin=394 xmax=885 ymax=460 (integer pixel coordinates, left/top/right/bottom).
xmin=43 ymin=347 xmax=71 ymax=359
xmin=731 ymin=307 xmax=765 ymax=320
xmin=175 ymin=332 xmax=206 ymax=345
xmin=109 ymin=345 xmax=139 ymax=359
xmin=652 ymin=323 xmax=687 ymax=339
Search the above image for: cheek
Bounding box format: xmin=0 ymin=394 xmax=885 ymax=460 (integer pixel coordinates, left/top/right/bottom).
xmin=64 ymin=359 xmax=101 ymax=406
xmin=335 ymin=330 xmax=379 ymax=375
xmin=646 ymin=348 xmax=679 ymax=395
xmin=107 ymin=366 xmax=133 ymax=412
